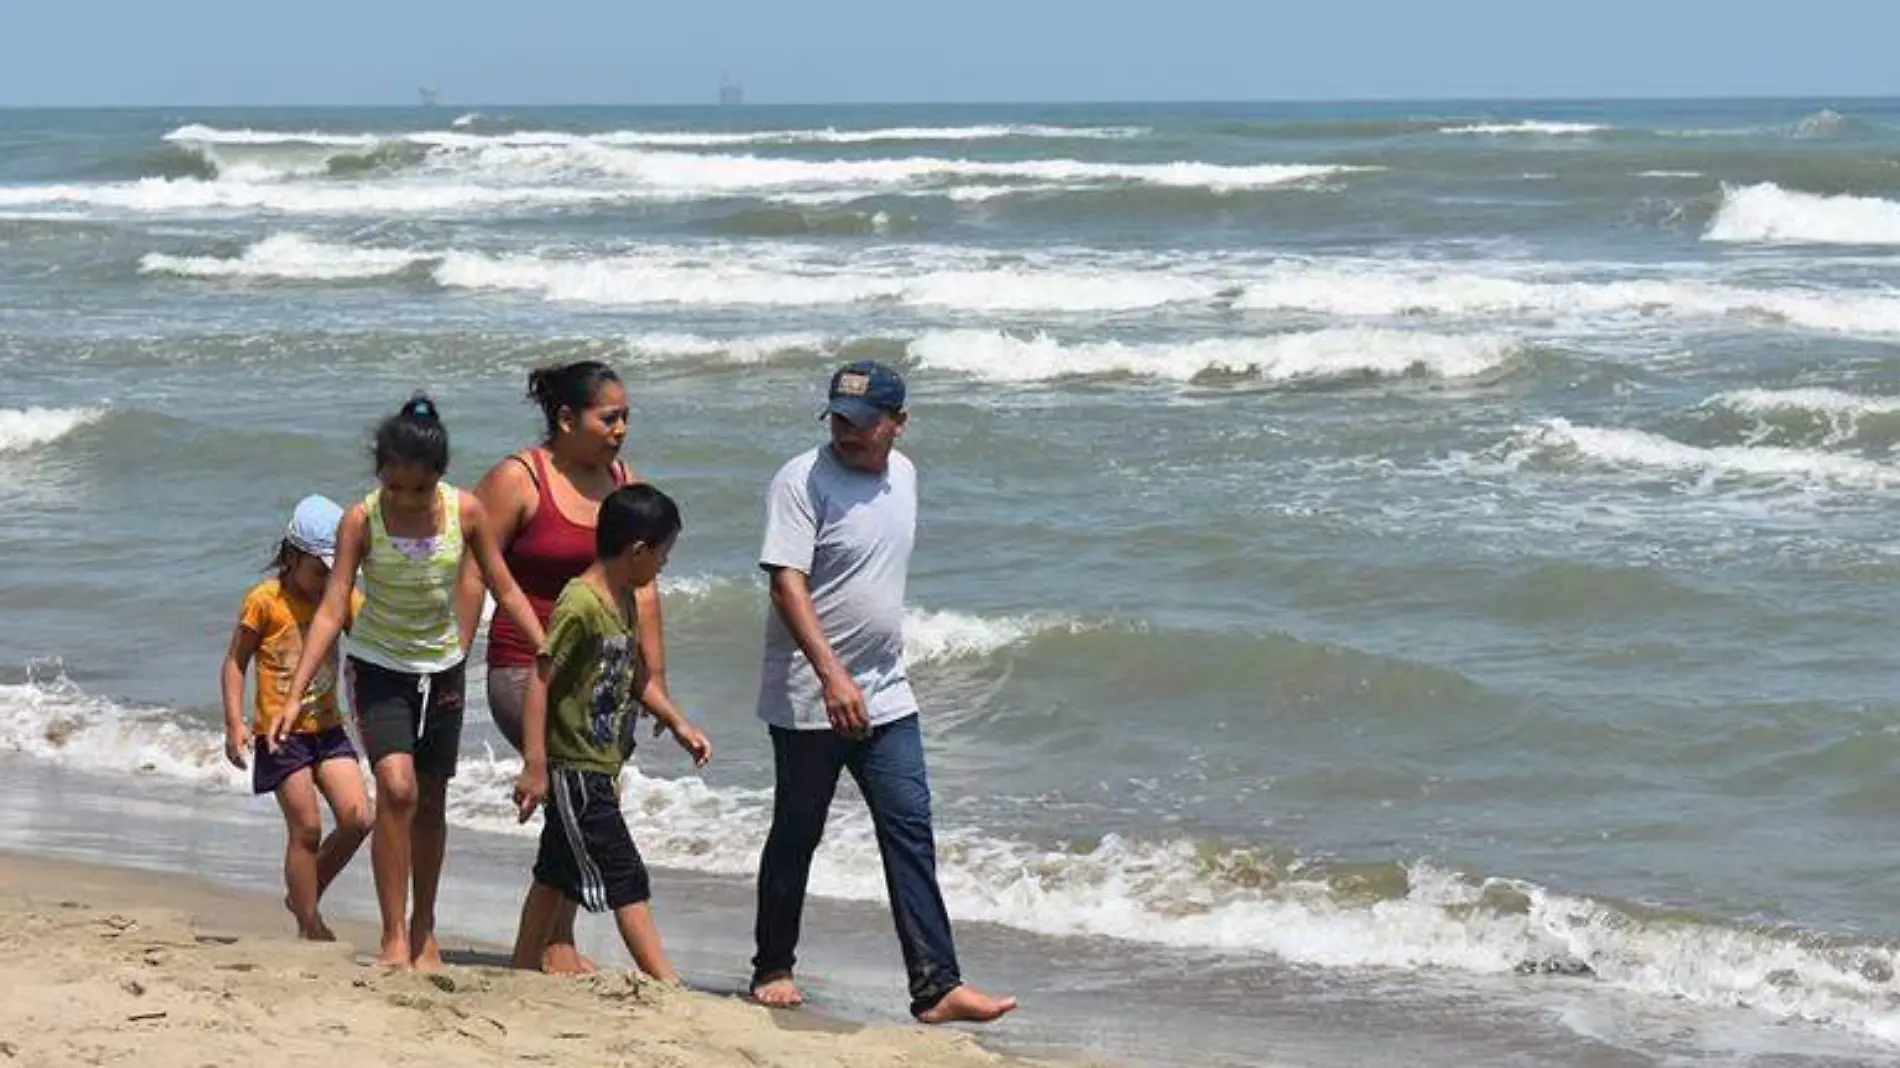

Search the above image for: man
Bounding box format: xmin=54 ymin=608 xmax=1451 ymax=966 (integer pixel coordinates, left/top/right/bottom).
xmin=749 ymin=360 xmax=1017 ymax=1025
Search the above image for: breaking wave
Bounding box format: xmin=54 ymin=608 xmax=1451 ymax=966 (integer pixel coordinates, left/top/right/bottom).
xmin=903 ymin=328 xmax=1522 ymax=383
xmin=1439 ymin=121 xmax=1611 ymax=136
xmin=0 ymin=407 xmax=105 ymax=453
xmin=163 ymin=122 xmax=1151 ymax=148
xmin=1479 ymin=418 xmax=1898 ymax=490
xmin=139 ymin=233 xmax=428 ymax=281
xmin=1705 ymin=182 xmax=1900 ymax=246
xmin=136 ymin=235 xmax=1900 ymax=339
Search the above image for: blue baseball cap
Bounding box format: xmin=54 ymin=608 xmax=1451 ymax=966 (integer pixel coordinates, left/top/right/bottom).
xmin=285 ymin=494 xmax=344 ymax=568
xmin=824 ymin=360 xmax=906 ymax=428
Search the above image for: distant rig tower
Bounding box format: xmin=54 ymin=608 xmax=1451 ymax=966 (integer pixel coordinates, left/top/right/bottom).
xmin=418 ymin=86 xmax=440 ymax=107
xmin=718 ymin=75 xmax=744 ymax=106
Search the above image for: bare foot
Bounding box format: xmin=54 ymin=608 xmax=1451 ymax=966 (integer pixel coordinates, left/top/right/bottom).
xmin=916 ymin=984 xmax=1018 ymax=1025
xmin=750 ymin=975 xmax=805 ymax=1008
xmin=286 ymin=896 xmax=333 ymax=941
xmin=542 ymin=942 xmax=596 ymax=976
xmin=376 ymin=934 xmax=412 ymax=971
xmin=410 ymin=930 xmax=446 ymax=974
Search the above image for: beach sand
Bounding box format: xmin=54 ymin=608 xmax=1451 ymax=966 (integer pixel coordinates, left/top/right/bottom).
xmin=0 ymin=851 xmax=1069 ymax=1068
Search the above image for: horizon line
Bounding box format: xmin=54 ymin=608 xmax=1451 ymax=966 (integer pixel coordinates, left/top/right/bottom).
xmin=1 ymin=91 xmax=1896 ymax=111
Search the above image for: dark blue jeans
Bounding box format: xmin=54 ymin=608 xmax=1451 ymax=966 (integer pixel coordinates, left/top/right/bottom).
xmin=752 ymin=713 xmax=962 ymax=1016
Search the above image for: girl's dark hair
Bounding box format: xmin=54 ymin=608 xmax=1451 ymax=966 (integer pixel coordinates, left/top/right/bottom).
xmin=373 ymin=393 xmax=450 ymax=474
xmin=596 ymin=483 xmax=682 ymax=559
xmin=267 ymin=538 xmax=300 ymax=580
xmin=526 ymin=361 xmax=621 ymax=443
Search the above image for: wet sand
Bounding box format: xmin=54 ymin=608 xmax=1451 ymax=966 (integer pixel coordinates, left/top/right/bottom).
xmin=0 ymin=850 xmax=1077 ymax=1068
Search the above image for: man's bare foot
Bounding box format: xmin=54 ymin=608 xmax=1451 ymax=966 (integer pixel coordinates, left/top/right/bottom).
xmin=750 ymin=975 xmax=805 ymax=1008
xmin=916 ymin=984 xmax=1018 ymax=1025
xmin=542 ymin=942 xmax=596 ymax=976
xmin=409 ymin=930 xmax=446 ymax=974
xmin=376 ymin=934 xmax=412 ymax=971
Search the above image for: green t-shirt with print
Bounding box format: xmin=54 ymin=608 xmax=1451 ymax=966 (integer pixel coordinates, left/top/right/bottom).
xmin=538 ymin=578 xmax=646 ymax=776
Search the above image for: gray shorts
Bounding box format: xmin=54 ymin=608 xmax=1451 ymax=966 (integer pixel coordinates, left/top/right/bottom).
xmin=486 ymin=665 xmax=533 ymax=754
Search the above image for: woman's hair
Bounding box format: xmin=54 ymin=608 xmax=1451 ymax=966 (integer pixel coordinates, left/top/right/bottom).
xmin=373 ymin=393 xmax=450 ymax=474
xmin=596 ymin=483 xmax=682 ymax=560
xmin=526 ymin=361 xmax=621 ymax=443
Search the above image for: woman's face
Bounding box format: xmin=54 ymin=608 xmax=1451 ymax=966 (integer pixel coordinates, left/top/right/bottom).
xmin=558 ymin=380 xmax=629 ymax=466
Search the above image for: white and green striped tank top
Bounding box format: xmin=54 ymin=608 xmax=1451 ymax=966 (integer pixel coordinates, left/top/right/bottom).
xmin=347 ymin=483 xmax=466 ymax=674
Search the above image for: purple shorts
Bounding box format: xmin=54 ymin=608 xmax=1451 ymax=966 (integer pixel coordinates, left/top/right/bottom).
xmin=252 ymin=725 xmax=358 ymax=795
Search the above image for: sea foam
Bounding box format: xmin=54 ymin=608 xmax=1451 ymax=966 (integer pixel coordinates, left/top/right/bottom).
xmin=1705 ymin=182 xmax=1900 ymax=246
xmin=905 ymin=328 xmax=1520 ymax=383
xmin=0 ymin=407 xmax=104 ymax=453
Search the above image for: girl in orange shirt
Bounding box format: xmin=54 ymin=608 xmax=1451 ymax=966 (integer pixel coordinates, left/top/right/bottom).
xmin=219 ymin=495 xmax=372 ymax=941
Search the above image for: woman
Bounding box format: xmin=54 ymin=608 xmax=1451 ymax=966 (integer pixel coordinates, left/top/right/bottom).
xmin=459 ymin=360 xmax=674 ymax=974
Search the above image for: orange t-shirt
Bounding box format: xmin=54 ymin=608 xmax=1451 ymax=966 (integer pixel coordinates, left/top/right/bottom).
xmin=237 ymin=579 xmax=359 ymax=736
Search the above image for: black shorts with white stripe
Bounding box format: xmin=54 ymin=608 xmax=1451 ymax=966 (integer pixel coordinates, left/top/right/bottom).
xmin=533 ymin=767 xmax=651 ymax=912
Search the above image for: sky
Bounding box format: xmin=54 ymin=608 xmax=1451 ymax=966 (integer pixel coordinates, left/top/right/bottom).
xmin=4 ymin=0 xmax=1897 ymax=106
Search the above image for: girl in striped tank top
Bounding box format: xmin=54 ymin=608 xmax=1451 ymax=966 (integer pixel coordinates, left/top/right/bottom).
xmin=282 ymin=394 xmax=545 ymax=972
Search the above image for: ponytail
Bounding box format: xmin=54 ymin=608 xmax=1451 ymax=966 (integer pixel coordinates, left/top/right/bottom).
xmin=372 ymin=392 xmax=450 ymax=473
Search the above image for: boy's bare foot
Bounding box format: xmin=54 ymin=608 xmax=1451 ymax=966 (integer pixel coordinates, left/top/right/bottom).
xmin=750 ymin=974 xmax=805 ymax=1008
xmin=410 ymin=930 xmax=446 ymax=974
xmin=916 ymin=985 xmax=1018 ymax=1025
xmin=542 ymin=943 xmax=596 ymax=975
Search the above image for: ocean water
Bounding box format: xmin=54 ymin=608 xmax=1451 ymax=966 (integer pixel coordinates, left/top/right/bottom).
xmin=5 ymin=99 xmax=1900 ymax=1066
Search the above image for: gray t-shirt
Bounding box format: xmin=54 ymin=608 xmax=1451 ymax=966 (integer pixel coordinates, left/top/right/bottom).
xmin=756 ymin=445 xmax=919 ymax=730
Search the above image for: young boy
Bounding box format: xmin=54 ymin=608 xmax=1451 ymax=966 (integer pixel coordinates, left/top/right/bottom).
xmin=511 ymin=483 xmax=712 ymax=981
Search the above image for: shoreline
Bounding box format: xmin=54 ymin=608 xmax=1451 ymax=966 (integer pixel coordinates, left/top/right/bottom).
xmin=0 ymin=848 xmax=1076 ymax=1068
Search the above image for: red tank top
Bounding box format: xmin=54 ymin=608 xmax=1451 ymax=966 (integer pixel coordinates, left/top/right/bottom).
xmin=486 ymin=450 xmax=627 ymax=668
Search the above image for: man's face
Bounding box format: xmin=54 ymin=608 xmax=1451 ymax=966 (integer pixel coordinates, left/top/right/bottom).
xmin=829 ymin=409 xmax=905 ymax=472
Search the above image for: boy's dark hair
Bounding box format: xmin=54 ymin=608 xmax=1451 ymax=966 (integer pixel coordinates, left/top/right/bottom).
xmin=373 ymin=393 xmax=450 ymax=474
xmin=596 ymin=483 xmax=681 ymax=559
xmin=526 ymin=361 xmax=622 ymax=444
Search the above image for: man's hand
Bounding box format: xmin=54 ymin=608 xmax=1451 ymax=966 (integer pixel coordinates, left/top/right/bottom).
xmin=670 ymin=722 xmax=713 ymax=768
xmin=822 ymin=673 xmax=870 ymax=739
